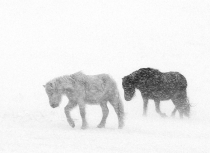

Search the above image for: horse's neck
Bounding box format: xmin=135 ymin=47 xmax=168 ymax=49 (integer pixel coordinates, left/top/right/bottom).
xmin=131 ymin=72 xmax=146 ymax=89
xmin=130 ymin=72 xmax=139 ymax=84
xmin=55 ymin=76 xmax=74 ymax=93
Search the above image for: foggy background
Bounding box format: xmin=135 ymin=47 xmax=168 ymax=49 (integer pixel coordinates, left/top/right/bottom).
xmin=1 ymin=0 xmax=210 ymax=152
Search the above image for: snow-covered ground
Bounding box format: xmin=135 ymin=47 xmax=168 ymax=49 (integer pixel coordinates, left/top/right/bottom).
xmin=1 ymin=0 xmax=210 ymax=152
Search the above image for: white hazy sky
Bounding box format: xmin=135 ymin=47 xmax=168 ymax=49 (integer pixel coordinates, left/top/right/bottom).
xmin=1 ymin=1 xmax=210 ymax=153
xmin=1 ymin=0 xmax=210 ymax=110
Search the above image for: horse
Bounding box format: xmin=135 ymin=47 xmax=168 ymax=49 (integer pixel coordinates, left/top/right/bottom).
xmin=122 ymin=68 xmax=190 ymax=118
xmin=43 ymin=72 xmax=124 ymax=129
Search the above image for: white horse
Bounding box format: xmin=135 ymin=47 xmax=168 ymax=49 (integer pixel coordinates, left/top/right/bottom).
xmin=44 ymin=72 xmax=124 ymax=129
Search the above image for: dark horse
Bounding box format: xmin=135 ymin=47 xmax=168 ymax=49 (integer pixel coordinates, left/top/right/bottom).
xmin=122 ymin=68 xmax=190 ymax=118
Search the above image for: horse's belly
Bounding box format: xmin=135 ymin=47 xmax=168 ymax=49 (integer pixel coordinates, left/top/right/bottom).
xmin=84 ymin=91 xmax=105 ymax=104
xmin=150 ymin=90 xmax=172 ymax=100
xmin=84 ymin=97 xmax=103 ymax=105
xmin=86 ymin=100 xmax=101 ymax=105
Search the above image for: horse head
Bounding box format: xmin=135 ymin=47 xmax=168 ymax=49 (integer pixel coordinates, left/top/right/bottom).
xmin=122 ymin=76 xmax=135 ymax=101
xmin=44 ymin=80 xmax=62 ymax=108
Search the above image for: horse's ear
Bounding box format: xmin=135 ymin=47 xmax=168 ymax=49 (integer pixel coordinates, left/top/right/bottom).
xmin=45 ymin=82 xmax=54 ymax=88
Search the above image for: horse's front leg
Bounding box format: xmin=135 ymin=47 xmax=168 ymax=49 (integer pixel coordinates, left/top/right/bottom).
xmin=64 ymin=102 xmax=77 ymax=128
xmin=142 ymin=97 xmax=148 ymax=116
xmin=178 ymin=109 xmax=184 ymax=119
xmin=97 ymin=102 xmax=109 ymax=128
xmin=78 ymin=101 xmax=88 ymax=129
xmin=154 ymin=100 xmax=167 ymax=117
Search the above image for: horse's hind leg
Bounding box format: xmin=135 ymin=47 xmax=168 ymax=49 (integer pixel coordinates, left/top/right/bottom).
xmin=65 ymin=102 xmax=77 ymax=128
xmin=171 ymin=107 xmax=177 ymax=117
xmin=154 ymin=100 xmax=167 ymax=117
xmin=171 ymin=97 xmax=184 ymax=119
xmin=97 ymin=102 xmax=109 ymax=128
xmin=178 ymin=110 xmax=184 ymax=119
xmin=109 ymin=96 xmax=124 ymax=129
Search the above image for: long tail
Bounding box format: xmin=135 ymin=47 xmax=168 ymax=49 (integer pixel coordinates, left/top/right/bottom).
xmin=117 ymin=96 xmax=125 ymax=121
xmin=184 ymin=90 xmax=191 ymax=107
xmin=182 ymin=94 xmax=191 ymax=117
xmin=177 ymin=90 xmax=191 ymax=112
xmin=186 ymin=97 xmax=191 ymax=107
xmin=113 ymin=80 xmax=125 ymax=121
xmin=116 ymin=95 xmax=125 ymax=128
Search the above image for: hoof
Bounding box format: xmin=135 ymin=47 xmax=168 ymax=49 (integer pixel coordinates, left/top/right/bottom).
xmin=81 ymin=125 xmax=88 ymax=129
xmin=171 ymin=114 xmax=175 ymax=118
xmin=118 ymin=125 xmax=124 ymax=129
xmin=142 ymin=113 xmax=147 ymax=117
xmin=118 ymin=122 xmax=124 ymax=129
xmin=67 ymin=120 xmax=75 ymax=128
xmin=97 ymin=124 xmax=105 ymax=128
xmin=81 ymin=122 xmax=88 ymax=129
xmin=160 ymin=113 xmax=167 ymax=118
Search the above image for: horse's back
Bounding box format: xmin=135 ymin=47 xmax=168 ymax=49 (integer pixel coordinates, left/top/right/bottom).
xmin=162 ymin=71 xmax=187 ymax=90
xmin=138 ymin=70 xmax=187 ymax=100
xmin=74 ymin=73 xmax=117 ymax=103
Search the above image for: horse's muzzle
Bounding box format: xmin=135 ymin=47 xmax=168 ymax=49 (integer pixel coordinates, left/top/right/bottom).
xmin=50 ymin=103 xmax=58 ymax=108
xmin=124 ymin=95 xmax=132 ymax=101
